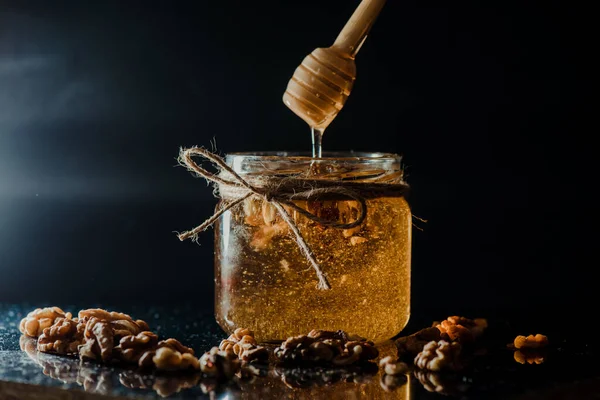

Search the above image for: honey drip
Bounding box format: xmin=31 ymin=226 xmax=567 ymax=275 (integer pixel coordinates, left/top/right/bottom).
xmin=311 ymin=127 xmax=324 ymax=158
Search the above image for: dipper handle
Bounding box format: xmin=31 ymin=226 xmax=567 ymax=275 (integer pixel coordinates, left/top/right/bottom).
xmin=332 ymin=0 xmax=387 ymax=59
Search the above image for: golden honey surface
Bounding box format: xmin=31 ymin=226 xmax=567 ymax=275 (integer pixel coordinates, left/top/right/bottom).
xmin=215 ymin=196 xmax=411 ymax=343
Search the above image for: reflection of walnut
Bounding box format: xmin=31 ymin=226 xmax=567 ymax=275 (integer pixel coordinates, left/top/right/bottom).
xmin=120 ymin=369 xmax=201 ymax=396
xmin=514 ymin=350 xmax=545 ymax=364
xmin=153 ymin=374 xmax=201 ymax=397
xmin=273 ymin=363 xmax=379 ymax=389
xmin=380 ymin=374 xmax=408 ymax=392
xmin=414 ymin=340 xmax=462 ymax=371
xmin=19 ymin=307 xmax=72 ymax=338
xmin=76 ymin=368 xmax=113 ymax=394
xmin=200 ymin=347 xmax=241 ymax=379
xmin=19 ymin=335 xmax=37 ymax=354
xmin=379 ymin=356 xmax=409 ymax=376
xmin=152 ymin=346 xmax=200 ymax=371
xmin=37 ymin=318 xmax=83 ymax=355
xmin=514 ymin=334 xmax=549 ymax=349
xmin=78 ymin=317 xmax=114 ymax=362
xmin=414 ymin=370 xmax=469 ymax=395
xmin=114 ymin=331 xmax=159 ymax=364
xmin=395 ymin=327 xmax=442 ymax=360
xmin=130 ymin=338 xmax=200 ymax=371
xmin=435 ymin=316 xmax=488 ymax=343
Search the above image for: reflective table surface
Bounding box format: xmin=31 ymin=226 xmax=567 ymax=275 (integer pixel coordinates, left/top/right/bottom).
xmin=1 ymin=303 xmax=598 ymax=399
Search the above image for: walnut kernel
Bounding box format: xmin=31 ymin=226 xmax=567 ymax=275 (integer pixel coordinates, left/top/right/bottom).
xmin=37 ymin=318 xmax=82 ymax=355
xmin=152 ymin=346 xmax=200 ymax=371
xmin=114 ymin=331 xmax=158 ymax=364
xmin=513 ymin=334 xmax=549 ymax=349
xmin=78 ymin=317 xmax=114 ymax=362
xmin=19 ymin=307 xmax=72 ymax=338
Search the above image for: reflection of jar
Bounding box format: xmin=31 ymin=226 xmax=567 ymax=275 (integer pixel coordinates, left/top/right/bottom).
xmin=214 ymin=152 xmax=411 ymax=343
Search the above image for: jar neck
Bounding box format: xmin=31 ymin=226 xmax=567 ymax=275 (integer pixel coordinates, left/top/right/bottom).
xmin=226 ymin=152 xmax=404 ymax=184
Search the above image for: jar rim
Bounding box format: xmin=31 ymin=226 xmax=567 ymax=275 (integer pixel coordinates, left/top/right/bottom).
xmin=226 ymin=151 xmax=400 ymax=162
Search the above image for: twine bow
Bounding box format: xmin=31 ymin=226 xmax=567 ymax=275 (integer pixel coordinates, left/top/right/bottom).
xmin=177 ymin=147 xmax=408 ymax=290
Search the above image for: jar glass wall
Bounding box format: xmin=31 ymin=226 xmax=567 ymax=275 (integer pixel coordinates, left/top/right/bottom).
xmin=214 ymin=152 xmax=411 ymax=343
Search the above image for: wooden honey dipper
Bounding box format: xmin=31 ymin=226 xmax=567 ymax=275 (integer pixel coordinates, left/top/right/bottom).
xmin=283 ymin=0 xmax=387 ymax=156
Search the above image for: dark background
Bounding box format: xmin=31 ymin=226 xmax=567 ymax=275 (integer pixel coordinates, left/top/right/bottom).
xmin=0 ymin=1 xmax=589 ymax=316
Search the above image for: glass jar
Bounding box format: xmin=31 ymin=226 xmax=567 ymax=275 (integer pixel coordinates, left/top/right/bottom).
xmin=214 ymin=152 xmax=411 ymax=343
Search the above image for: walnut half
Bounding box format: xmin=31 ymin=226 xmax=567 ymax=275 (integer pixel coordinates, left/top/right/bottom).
xmin=19 ymin=307 xmax=72 ymax=338
xmin=152 ymin=346 xmax=200 ymax=372
xmin=513 ymin=334 xmax=549 ymax=349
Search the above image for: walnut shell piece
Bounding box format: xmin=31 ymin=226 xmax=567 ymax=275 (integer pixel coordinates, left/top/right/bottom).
xmin=513 ymin=334 xmax=549 ymax=349
xmin=414 ymin=340 xmax=462 ymax=372
xmin=19 ymin=307 xmax=72 ymax=338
